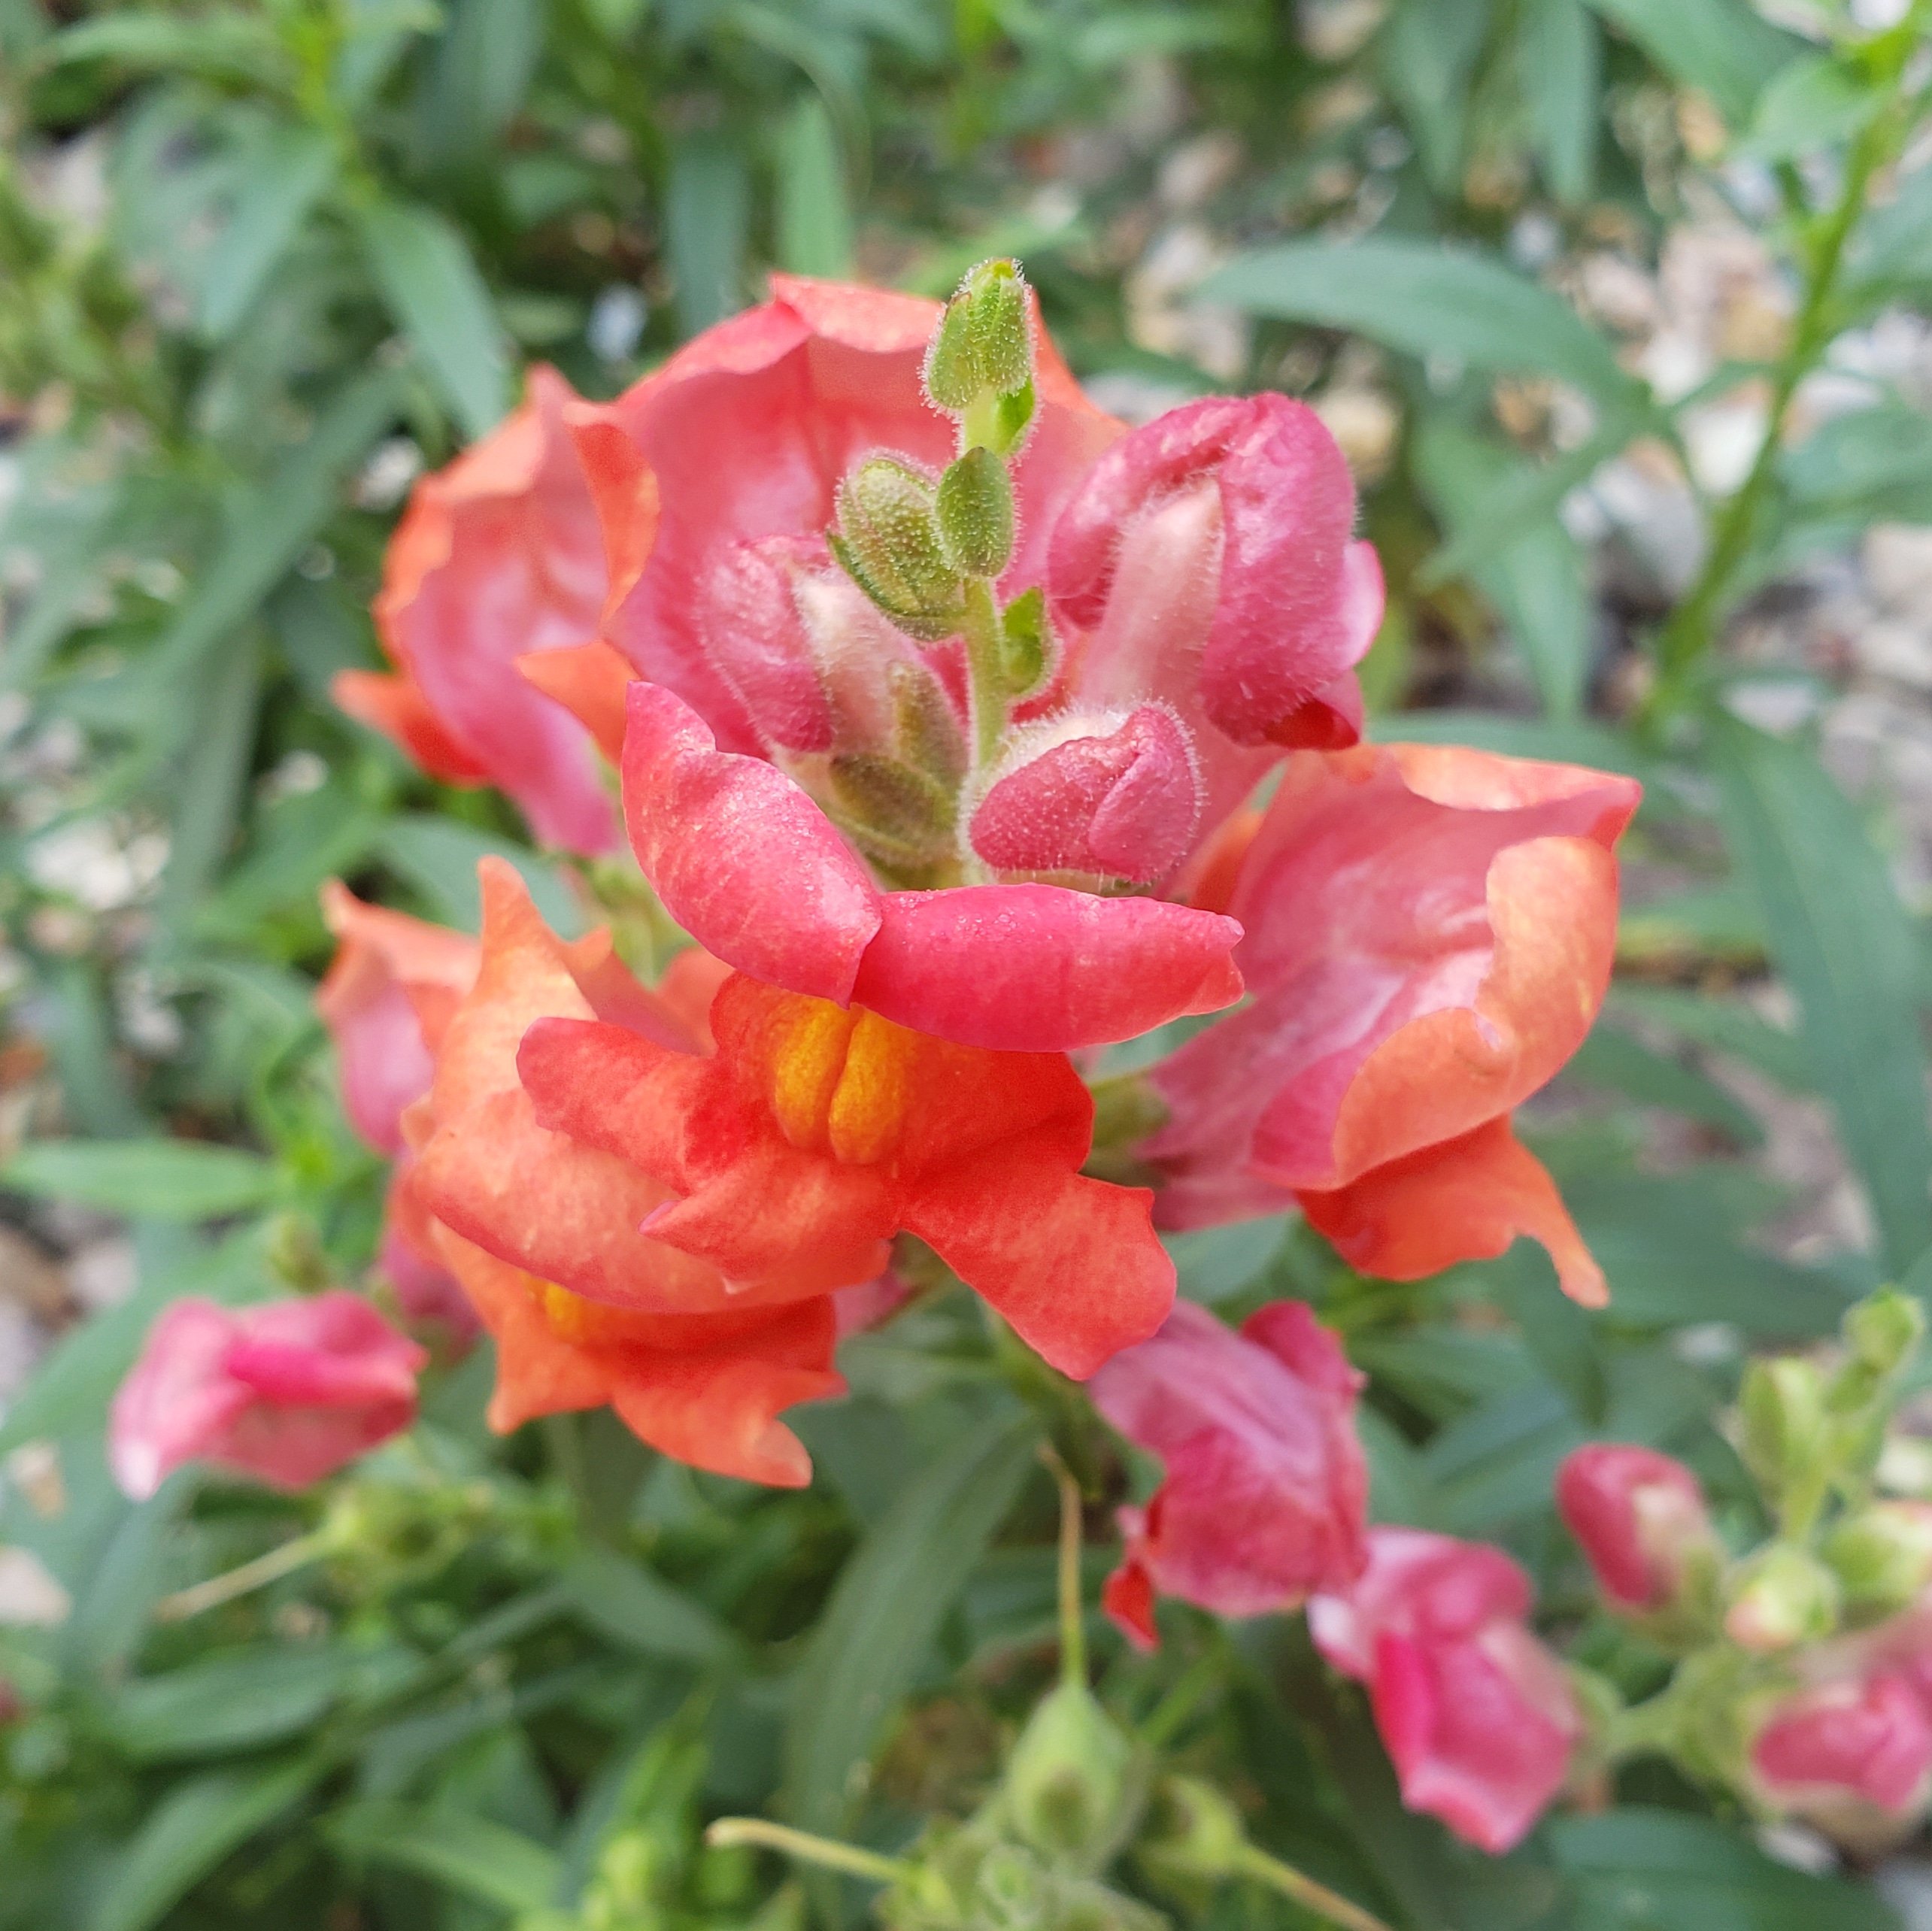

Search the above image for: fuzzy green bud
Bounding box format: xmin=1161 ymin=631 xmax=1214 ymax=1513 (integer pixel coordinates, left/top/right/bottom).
xmin=889 ymin=658 xmax=968 ymax=787
xmin=1833 ymin=1290 xmax=1927 ymax=1418
xmin=1135 ymin=1778 xmax=1248 ymax=1889
xmin=997 ymin=587 xmax=1053 ymax=700
xmin=1724 ymin=1544 xmax=1840 ymax=1652
xmin=828 ymin=753 xmax=957 ymax=859
xmin=1739 ymin=1357 xmax=1827 ymax=1502
xmin=1824 ymin=1500 xmax=1932 ymax=1618
xmin=1002 ymin=1681 xmax=1142 ymax=1877
xmin=925 ymin=259 xmax=1037 ymax=455
xmin=830 ymin=457 xmax=966 ymax=641
xmin=936 ymin=447 xmax=1015 ymax=577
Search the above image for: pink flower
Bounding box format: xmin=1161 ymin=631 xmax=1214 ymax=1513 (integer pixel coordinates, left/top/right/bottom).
xmin=336 ymin=367 xmax=621 ymax=854
xmin=109 ymin=1293 xmax=426 ymax=1499
xmin=1752 ymin=1672 xmax=1932 ymax=1820
xmin=1142 ymin=746 xmax=1640 ymax=1305
xmin=1309 ymin=1527 xmax=1582 ymax=1854
xmin=1555 ymin=1444 xmax=1715 ymax=1613
xmin=1090 ymin=1299 xmax=1367 ymax=1646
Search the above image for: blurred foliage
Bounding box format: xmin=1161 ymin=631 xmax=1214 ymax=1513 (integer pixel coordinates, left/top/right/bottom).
xmin=4 ymin=0 xmax=1932 ymax=1924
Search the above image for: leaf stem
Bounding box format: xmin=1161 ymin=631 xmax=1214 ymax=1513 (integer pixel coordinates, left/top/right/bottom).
xmin=153 ymin=1527 xmax=334 ymax=1622
xmin=1236 ymin=1845 xmax=1398 ymax=1931
xmin=1043 ymin=1444 xmax=1087 ymax=1688
xmin=960 ymin=576 xmax=1008 ymax=770
xmin=1647 ymin=56 xmax=1923 ymax=712
xmin=704 ymin=1818 xmax=910 ymax=1887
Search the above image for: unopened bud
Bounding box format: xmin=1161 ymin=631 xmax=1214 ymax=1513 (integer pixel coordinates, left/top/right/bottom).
xmin=925 ymin=260 xmax=1037 ymax=455
xmin=999 ymin=586 xmax=1053 ymax=701
xmin=1725 ymin=1544 xmax=1841 ymax=1653
xmin=936 ymin=447 xmax=1015 ymax=577
xmin=1740 ymin=1357 xmax=1827 ymax=1502
xmin=1555 ymin=1444 xmax=1718 ymax=1618
xmin=828 ymin=754 xmax=957 ymax=863
xmin=1136 ymin=1777 xmax=1248 ymax=1887
xmin=830 ymin=458 xmax=965 ymax=641
xmin=969 ymin=705 xmax=1202 ymax=885
xmin=887 ymin=659 xmax=968 ymax=789
xmin=1849 ymin=1290 xmax=1925 ymax=1374
xmin=1002 ymin=1681 xmax=1142 ymax=1875
xmin=1825 ymin=1502 xmax=1932 ymax=1618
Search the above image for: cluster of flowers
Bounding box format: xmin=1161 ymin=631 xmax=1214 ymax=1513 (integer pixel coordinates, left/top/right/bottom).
xmin=105 ymin=262 xmax=1652 ymax=1858
xmin=1558 ymin=1290 xmax=1932 ymax=1852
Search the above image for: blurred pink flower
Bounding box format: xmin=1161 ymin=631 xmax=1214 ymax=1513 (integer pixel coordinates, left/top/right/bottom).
xmin=109 ymin=1293 xmax=426 ymax=1499
xmin=1090 ymin=1299 xmax=1367 ymax=1646
xmin=1556 ymin=1443 xmax=1715 ymax=1612
xmin=1310 ymin=1526 xmax=1582 ymax=1854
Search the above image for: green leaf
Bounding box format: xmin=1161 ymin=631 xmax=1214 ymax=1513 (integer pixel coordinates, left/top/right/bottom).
xmin=1379 ymin=0 xmax=1489 ymax=193
xmin=358 ymin=199 xmax=513 ymax=438
xmin=106 ymin=1648 xmax=365 ymax=1760
xmin=1606 ymin=983 xmax=1815 ymax=1092
xmin=414 ymin=0 xmax=544 ymax=166
xmin=88 ymin=1758 xmax=325 ymax=1931
xmin=1853 ymin=163 xmax=1932 ymax=286
xmin=1742 ymin=53 xmax=1876 ymax=162
xmin=1712 ymin=714 xmax=1932 ymax=1276
xmin=1521 ymin=0 xmax=1600 ymax=203
xmin=667 ymin=132 xmax=751 ymax=336
xmin=375 ymin=814 xmax=584 ymax=935
xmin=327 ymin=1800 xmax=562 ymax=1911
xmin=1568 ymin=1023 xmax=1764 ymax=1144
xmin=1549 ymin=1807 xmax=1897 ymax=1929
xmin=785 ymin=1408 xmax=1039 ymax=1836
xmin=1166 ymin=1216 xmax=1290 ymax=1305
xmin=46 ymin=9 xmax=290 ymax=84
xmin=775 ymin=93 xmax=853 ymax=279
xmin=2 ymin=1139 xmax=278 ymax=1220
xmin=1413 ymin=420 xmax=1592 ymax=719
xmin=558 ymin=1545 xmax=733 ymax=1663
xmin=1585 ymin=0 xmax=1806 ymax=127
xmin=199 ymin=126 xmax=336 ymax=339
xmin=1779 ymin=402 xmax=1932 ymax=524
xmin=1202 ymin=238 xmax=1634 ymax=402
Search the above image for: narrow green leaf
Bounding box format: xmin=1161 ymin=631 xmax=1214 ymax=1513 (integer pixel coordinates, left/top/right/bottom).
xmin=1585 ymin=0 xmax=1805 ymax=128
xmin=666 ymin=132 xmax=750 ymax=336
xmin=327 ymin=1800 xmax=561 ymax=1911
xmin=106 ymin=1649 xmax=363 ymax=1760
xmin=775 ymin=93 xmax=853 ymax=279
xmin=1711 ymin=714 xmax=1932 ymax=1275
xmin=359 ymin=199 xmax=513 ymax=438
xmin=558 ymin=1545 xmax=732 ymax=1663
xmin=785 ymin=1408 xmax=1039 ymax=1836
xmin=88 ymin=1759 xmax=324 ymax=1931
xmin=414 ymin=0 xmax=544 ymax=166
xmin=375 ymin=814 xmax=584 ymax=935
xmin=199 ymin=126 xmax=336 ymax=339
xmin=46 ymin=9 xmax=290 ymax=84
xmin=1741 ymin=53 xmax=1876 ymax=163
xmin=1414 ymin=420 xmax=1592 ymax=719
xmin=1568 ymin=1023 xmax=1765 ymax=1144
xmin=1379 ymin=0 xmax=1489 ymax=193
xmin=1521 ymin=0 xmax=1600 ymax=204
xmin=1606 ymin=983 xmax=1815 ymax=1093
xmin=1202 ymin=238 xmax=1634 ymax=402
xmin=2 ymin=1139 xmax=278 ymax=1220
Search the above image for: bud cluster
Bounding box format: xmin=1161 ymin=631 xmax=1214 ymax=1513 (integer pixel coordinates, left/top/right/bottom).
xmin=1560 ymin=1288 xmax=1932 ymax=1848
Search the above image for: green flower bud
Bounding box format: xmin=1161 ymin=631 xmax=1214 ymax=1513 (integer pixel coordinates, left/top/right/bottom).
xmin=889 ymin=658 xmax=969 ymax=787
xmin=1824 ymin=1500 xmax=1932 ymax=1617
xmin=828 ymin=753 xmax=957 ymax=860
xmin=924 ymin=260 xmax=1038 ymax=455
xmin=1002 ymin=1681 xmax=1142 ymax=1876
xmin=831 ymin=457 xmax=965 ymax=641
xmin=997 ymin=587 xmax=1054 ymax=701
xmin=1847 ymin=1289 xmax=1925 ymax=1373
xmin=1739 ymin=1357 xmax=1827 ymax=1500
xmin=1724 ymin=1544 xmax=1841 ymax=1652
xmin=936 ymin=447 xmax=1015 ymax=577
xmin=1135 ymin=1777 xmax=1248 ymax=1888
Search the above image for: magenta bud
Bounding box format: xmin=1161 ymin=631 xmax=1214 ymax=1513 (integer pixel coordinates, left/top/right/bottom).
xmin=1048 ymin=394 xmax=1380 ymax=748
xmin=1555 ymin=1444 xmax=1715 ymax=1614
xmin=969 ymin=705 xmax=1203 ymax=884
xmin=1752 ymin=1672 xmax=1932 ymax=1822
xmin=699 ymin=535 xmax=838 ymax=753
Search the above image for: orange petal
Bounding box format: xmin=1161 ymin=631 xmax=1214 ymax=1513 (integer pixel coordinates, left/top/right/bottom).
xmin=1298 ymin=1116 xmax=1607 ymax=1307
xmin=515 ymin=638 xmax=633 ymax=762
xmin=332 ymin=669 xmax=491 ymax=784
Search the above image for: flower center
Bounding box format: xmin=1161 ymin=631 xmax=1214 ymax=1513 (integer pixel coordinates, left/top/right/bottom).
xmin=763 ymin=995 xmax=917 ymax=1166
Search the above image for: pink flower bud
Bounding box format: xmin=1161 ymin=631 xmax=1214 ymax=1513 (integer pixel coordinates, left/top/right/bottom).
xmin=699 ymin=536 xmax=839 ymax=753
xmin=1555 ymin=1444 xmax=1714 ymax=1613
xmin=1048 ymin=394 xmax=1379 ymax=749
xmin=109 ymin=1293 xmax=426 ymax=1499
xmin=1753 ymin=1672 xmax=1932 ymax=1818
xmin=969 ymin=705 xmax=1203 ymax=884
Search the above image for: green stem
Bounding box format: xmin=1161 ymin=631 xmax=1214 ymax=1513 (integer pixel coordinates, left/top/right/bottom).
xmin=961 ymin=575 xmax=1008 ymax=769
xmin=153 ymin=1527 xmax=334 ymax=1623
xmin=1043 ymin=1445 xmax=1087 ymax=1689
xmin=1236 ymin=1845 xmax=1397 ymax=1931
xmin=1647 ymin=61 xmax=1922 ymax=711
xmin=704 ymin=1819 xmax=909 ymax=1887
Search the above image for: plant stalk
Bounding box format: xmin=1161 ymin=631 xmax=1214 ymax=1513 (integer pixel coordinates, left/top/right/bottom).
xmin=1237 ymin=1845 xmax=1398 ymax=1931
xmin=704 ymin=1818 xmax=910 ymax=1886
